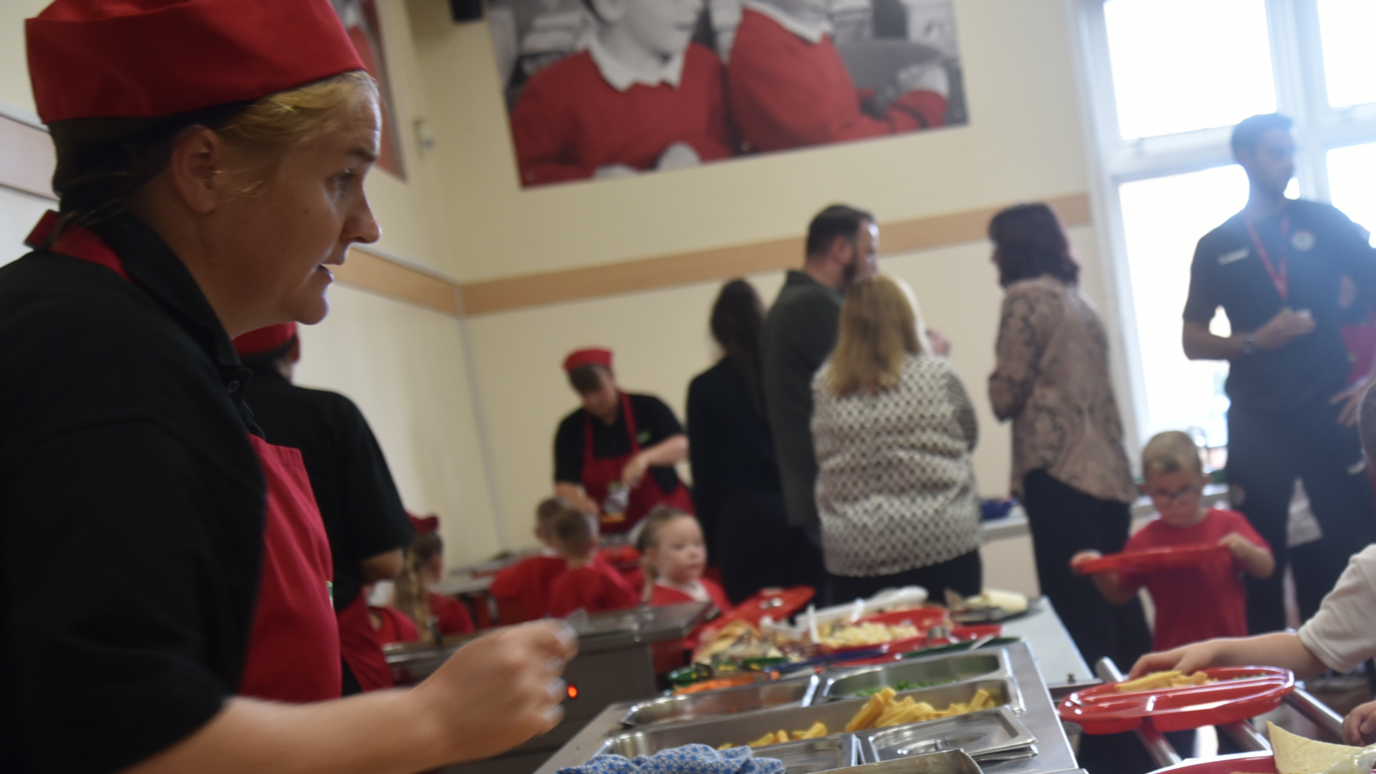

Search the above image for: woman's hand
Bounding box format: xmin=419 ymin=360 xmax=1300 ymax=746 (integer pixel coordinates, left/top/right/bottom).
xmin=410 ymin=620 xmax=578 ymax=763
xmin=1344 ymin=700 xmax=1376 ymax=745
xmin=1069 ymin=550 xmax=1101 ymax=575
xmin=621 ymin=454 xmax=649 ymax=489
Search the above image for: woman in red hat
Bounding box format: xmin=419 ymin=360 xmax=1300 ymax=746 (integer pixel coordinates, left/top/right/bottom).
xmin=554 ymin=347 xmax=694 ymax=534
xmin=1 ymin=1 xmax=572 ymax=772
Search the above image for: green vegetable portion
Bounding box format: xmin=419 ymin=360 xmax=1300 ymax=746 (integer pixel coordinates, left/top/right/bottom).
xmin=855 ymin=678 xmax=953 ymax=696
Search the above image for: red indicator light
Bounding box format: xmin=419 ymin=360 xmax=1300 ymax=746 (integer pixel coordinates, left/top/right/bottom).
xmin=567 ymin=684 xmax=579 ymax=700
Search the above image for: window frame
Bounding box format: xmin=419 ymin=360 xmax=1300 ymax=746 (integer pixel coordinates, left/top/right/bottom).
xmin=1068 ymin=0 xmax=1376 ymax=452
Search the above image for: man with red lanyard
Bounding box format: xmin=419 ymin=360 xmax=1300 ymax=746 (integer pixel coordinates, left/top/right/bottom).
xmin=2 ymin=1 xmax=572 ymax=772
xmin=234 ymin=323 xmax=416 ymax=695
xmin=553 ymin=348 xmax=693 ymax=533
xmin=1182 ymin=113 xmax=1376 ymax=636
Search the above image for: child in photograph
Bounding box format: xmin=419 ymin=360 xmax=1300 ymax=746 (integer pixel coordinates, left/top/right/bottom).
xmin=393 ymin=516 xmax=477 ymax=643
xmin=638 ymin=507 xmax=732 ymax=671
xmin=509 ymin=0 xmax=733 ymax=185
xmin=489 ymin=498 xmax=573 ymax=622
xmin=1072 ymin=431 xmax=1274 ymax=653
xmin=1133 ymin=387 xmax=1376 ymax=746
xmin=547 ymin=506 xmax=641 ymax=617
xmin=726 ymin=0 xmax=948 ymax=153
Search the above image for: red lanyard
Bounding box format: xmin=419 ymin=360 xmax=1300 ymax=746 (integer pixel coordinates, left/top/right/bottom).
xmin=1244 ymin=215 xmax=1289 ymax=302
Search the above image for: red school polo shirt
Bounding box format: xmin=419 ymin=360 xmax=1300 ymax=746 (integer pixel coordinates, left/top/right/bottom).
xmin=1119 ymin=508 xmax=1271 ymax=651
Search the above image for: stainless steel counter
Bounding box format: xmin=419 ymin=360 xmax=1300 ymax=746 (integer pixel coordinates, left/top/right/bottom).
xmin=999 ymin=598 xmax=1094 ymax=689
xmin=534 ymin=641 xmax=1081 ymax=774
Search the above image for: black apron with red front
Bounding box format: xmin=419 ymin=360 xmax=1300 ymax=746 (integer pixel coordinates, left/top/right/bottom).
xmin=580 ymin=392 xmax=693 ymax=533
xmin=39 ymin=215 xmax=342 ymax=702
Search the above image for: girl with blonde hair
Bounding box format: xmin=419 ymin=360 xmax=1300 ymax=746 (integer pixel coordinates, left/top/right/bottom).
xmin=811 ymin=275 xmax=983 ymax=600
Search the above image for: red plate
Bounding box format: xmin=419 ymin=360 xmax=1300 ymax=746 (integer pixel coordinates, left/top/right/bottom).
xmin=1076 ymin=545 xmax=1232 ymax=575
xmin=857 ymin=607 xmax=949 ymax=629
xmin=1058 ymin=666 xmax=1294 ymax=734
xmin=707 ymin=586 xmax=815 ymax=633
xmin=1146 ymin=752 xmax=1276 ymax=774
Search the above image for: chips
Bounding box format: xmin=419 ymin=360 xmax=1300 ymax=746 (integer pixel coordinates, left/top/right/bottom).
xmin=818 ymin=622 xmax=921 ymax=648
xmin=723 ymin=687 xmax=999 ymax=749
xmin=1113 ymin=670 xmax=1212 ymax=693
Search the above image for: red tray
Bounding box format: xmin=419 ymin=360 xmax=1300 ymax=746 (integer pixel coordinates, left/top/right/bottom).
xmin=710 ymin=586 xmax=815 ymax=632
xmin=1077 ymin=545 xmax=1232 ymax=575
xmin=1147 ymin=752 xmax=1276 ymax=773
xmin=857 ymin=607 xmax=950 ymax=629
xmin=1058 ymin=666 xmax=1294 ymax=734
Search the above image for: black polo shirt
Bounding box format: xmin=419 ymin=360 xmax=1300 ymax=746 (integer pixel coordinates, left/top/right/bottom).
xmin=1184 ymin=199 xmax=1376 ymax=411
xmin=241 ymin=369 xmax=413 ymax=614
xmin=553 ymin=393 xmax=684 ymax=495
xmin=0 ymin=214 xmax=266 ymax=774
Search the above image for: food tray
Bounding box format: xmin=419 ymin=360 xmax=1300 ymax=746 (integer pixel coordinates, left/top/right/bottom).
xmin=750 ymin=736 xmax=862 ymax=774
xmin=819 ymin=652 xmax=1010 ymax=701
xmin=862 ymin=707 xmax=1036 ymax=763
xmin=620 ymin=676 xmax=819 ymax=727
xmin=820 ymin=750 xmax=982 ymax=774
xmin=1057 ymin=666 xmax=1294 ymax=734
xmin=1076 ymin=545 xmax=1232 ymax=575
xmin=596 ymin=678 xmax=1021 ymax=758
xmin=1147 ymin=752 xmax=1276 ymax=773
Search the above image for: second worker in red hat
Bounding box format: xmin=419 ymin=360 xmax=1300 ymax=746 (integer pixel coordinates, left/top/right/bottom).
xmin=554 ymin=348 xmax=694 ymax=533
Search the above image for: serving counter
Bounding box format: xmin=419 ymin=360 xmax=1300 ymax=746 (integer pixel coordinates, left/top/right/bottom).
xmin=535 ymin=639 xmax=1083 ymax=774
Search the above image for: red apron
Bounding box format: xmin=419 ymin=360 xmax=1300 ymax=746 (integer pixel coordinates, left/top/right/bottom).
xmin=33 ymin=212 xmax=342 ymax=703
xmin=581 ymin=392 xmax=693 ymax=533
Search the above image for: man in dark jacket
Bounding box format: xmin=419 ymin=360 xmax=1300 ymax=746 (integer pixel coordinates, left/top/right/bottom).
xmin=762 ymin=205 xmax=879 ymax=602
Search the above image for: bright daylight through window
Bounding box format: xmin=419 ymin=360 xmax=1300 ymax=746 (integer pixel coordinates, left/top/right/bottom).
xmin=1081 ymin=0 xmax=1376 ymax=457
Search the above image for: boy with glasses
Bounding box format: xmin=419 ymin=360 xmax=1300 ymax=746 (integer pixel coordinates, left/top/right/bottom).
xmin=1072 ymin=431 xmax=1274 ymax=653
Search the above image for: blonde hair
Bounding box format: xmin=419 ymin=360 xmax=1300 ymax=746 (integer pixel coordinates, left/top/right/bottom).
xmin=394 ymin=530 xmax=443 ymax=645
xmin=1141 ymin=431 xmax=1204 ymax=479
xmin=50 ymin=71 xmax=379 ymax=231
xmin=634 ymin=507 xmax=697 ymax=602
xmin=827 ymin=275 xmax=927 ymax=397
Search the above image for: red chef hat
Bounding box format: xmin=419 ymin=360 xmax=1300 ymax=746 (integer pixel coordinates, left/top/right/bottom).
xmin=563 ymin=348 xmax=614 ymax=374
xmin=408 ymin=513 xmax=440 ymax=535
xmin=233 ymin=323 xmax=298 ymax=358
xmin=26 ymin=0 xmax=366 ymax=123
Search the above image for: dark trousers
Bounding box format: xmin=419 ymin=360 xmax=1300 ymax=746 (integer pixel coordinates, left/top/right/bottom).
xmin=717 ymin=488 xmax=827 ymax=605
xmin=829 ymin=549 xmax=982 ymax=602
xmin=1228 ymin=401 xmax=1376 ymax=633
xmin=1023 ymin=470 xmax=1151 ymax=673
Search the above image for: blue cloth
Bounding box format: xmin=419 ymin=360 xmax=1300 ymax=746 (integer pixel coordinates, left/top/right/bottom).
xmin=557 ymin=744 xmax=786 ymax=774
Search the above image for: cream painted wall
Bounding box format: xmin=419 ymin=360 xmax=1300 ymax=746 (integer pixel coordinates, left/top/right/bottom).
xmin=294 ymin=285 xmax=502 ymax=565
xmin=406 ymin=0 xmax=1091 ymax=281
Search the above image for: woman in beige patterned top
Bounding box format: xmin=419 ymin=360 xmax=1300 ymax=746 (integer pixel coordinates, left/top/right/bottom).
xmin=987 ymin=203 xmax=1150 ymax=672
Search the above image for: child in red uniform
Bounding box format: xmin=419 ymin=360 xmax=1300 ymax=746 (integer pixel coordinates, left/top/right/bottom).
xmin=363 ymin=583 xmax=421 ymax=646
xmin=639 ymin=507 xmax=731 ymax=611
xmin=726 ymin=0 xmax=948 ymax=153
xmin=508 ymin=0 xmax=733 ymax=186
xmin=637 ymin=507 xmax=731 ymax=672
xmin=490 ymin=498 xmax=571 ymax=622
xmin=548 ymin=508 xmax=641 ymax=617
xmin=1072 ymin=431 xmax=1274 ymax=652
xmin=395 ymin=515 xmax=476 ymax=642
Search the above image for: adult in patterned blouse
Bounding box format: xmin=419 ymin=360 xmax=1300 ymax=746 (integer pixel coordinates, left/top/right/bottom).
xmin=811 ymin=275 xmax=982 ymax=600
xmin=726 ymin=0 xmax=948 ymax=153
xmin=986 ymin=203 xmax=1150 ymax=673
xmin=508 ymin=0 xmax=733 ymax=186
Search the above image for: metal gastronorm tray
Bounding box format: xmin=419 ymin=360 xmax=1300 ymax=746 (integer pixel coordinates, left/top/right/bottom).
xmin=820 ymin=750 xmax=982 ymax=774
xmin=862 ymin=706 xmax=1035 ymax=763
xmin=595 ymin=679 xmax=1020 ymax=758
xmin=820 ymin=651 xmax=1009 ymax=701
xmin=751 ymin=736 xmax=862 ymax=774
xmin=619 ymin=676 xmax=819 ymax=727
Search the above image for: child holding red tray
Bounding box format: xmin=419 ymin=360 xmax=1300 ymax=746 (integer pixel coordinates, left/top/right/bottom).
xmin=1071 ymin=431 xmax=1274 ymax=653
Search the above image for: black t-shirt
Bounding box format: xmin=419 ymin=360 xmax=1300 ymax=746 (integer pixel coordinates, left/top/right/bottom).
xmin=1183 ymin=200 xmax=1376 ymax=411
xmin=242 ymin=370 xmax=414 ymax=613
xmin=0 ymin=215 xmax=266 ymax=774
xmin=553 ymin=393 xmax=684 ymax=495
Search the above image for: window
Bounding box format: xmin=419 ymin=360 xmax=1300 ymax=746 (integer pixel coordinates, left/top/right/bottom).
xmin=1077 ymin=0 xmax=1376 ymax=453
